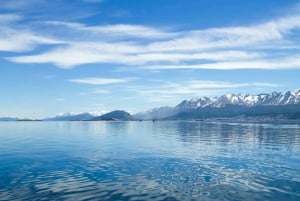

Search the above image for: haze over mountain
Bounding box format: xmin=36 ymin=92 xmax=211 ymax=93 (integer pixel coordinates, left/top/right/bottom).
xmin=44 ymin=113 xmax=97 ymax=121
xmin=1 ymin=90 xmax=300 ymax=121
xmin=43 ymin=110 xmax=134 ymax=121
xmin=0 ymin=117 xmax=18 ymax=121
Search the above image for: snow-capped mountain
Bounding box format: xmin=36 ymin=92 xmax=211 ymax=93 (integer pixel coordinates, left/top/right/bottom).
xmin=176 ymin=89 xmax=300 ymax=109
xmin=176 ymin=97 xmax=214 ymax=110
xmin=136 ymin=90 xmax=300 ymax=119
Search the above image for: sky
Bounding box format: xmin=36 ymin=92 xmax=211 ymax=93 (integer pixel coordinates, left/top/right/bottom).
xmin=1 ymin=0 xmax=300 ymax=118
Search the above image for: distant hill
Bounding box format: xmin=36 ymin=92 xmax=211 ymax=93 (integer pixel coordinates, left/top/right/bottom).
xmin=92 ymin=110 xmax=134 ymax=121
xmin=0 ymin=117 xmax=18 ymax=121
xmin=44 ymin=112 xmax=96 ymax=121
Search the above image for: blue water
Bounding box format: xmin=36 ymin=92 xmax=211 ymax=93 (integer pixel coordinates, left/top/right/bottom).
xmin=0 ymin=121 xmax=299 ymax=201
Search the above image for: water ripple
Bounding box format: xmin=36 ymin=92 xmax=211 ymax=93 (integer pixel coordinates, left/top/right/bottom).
xmin=0 ymin=121 xmax=299 ymax=200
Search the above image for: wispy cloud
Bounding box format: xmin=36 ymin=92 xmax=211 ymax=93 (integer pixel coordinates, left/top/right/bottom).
xmin=69 ymin=77 xmax=128 ymax=85
xmin=46 ymin=21 xmax=174 ymax=39
xmin=3 ymin=10 xmax=300 ymax=70
xmin=8 ymin=46 xmax=261 ymax=67
xmin=126 ymin=80 xmax=279 ymax=104
xmin=144 ymin=55 xmax=300 ymax=70
xmin=0 ymin=31 xmax=63 ymax=52
xmin=152 ymin=15 xmax=300 ymax=52
xmin=0 ymin=14 xmax=63 ymax=52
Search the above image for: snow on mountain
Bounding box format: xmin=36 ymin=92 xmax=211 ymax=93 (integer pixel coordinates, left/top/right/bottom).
xmin=175 ymin=97 xmax=213 ymax=110
xmin=179 ymin=89 xmax=300 ymax=109
xmin=136 ymin=89 xmax=300 ymax=119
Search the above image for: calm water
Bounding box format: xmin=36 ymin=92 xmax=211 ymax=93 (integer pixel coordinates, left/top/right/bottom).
xmin=0 ymin=121 xmax=299 ymax=201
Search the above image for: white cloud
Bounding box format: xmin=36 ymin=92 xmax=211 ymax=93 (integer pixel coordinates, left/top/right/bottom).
xmin=129 ymin=51 xmax=261 ymax=63
xmin=0 ymin=30 xmax=63 ymax=52
xmin=147 ymin=15 xmax=300 ymax=53
xmin=123 ymin=80 xmax=279 ymax=105
xmin=143 ymin=55 xmax=300 ymax=70
xmin=69 ymin=77 xmax=128 ymax=85
xmin=9 ymin=46 xmax=109 ymax=67
xmin=127 ymin=80 xmax=279 ymax=101
xmin=0 ymin=15 xmax=64 ymax=52
xmin=186 ymin=80 xmax=279 ymax=89
xmin=8 ymin=42 xmax=140 ymax=67
xmin=8 ymin=46 xmax=261 ymax=67
xmin=46 ymin=21 xmax=174 ymax=39
xmin=3 ymin=11 xmax=300 ymax=69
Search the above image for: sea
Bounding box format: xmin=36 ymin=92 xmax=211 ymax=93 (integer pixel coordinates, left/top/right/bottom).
xmin=0 ymin=121 xmax=299 ymax=201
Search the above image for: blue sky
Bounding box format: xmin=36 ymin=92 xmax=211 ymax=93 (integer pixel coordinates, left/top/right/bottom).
xmin=1 ymin=0 xmax=300 ymax=118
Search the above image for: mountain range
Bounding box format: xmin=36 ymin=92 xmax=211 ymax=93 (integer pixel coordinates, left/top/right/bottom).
xmin=134 ymin=89 xmax=300 ymax=120
xmin=1 ymin=90 xmax=300 ymax=121
xmin=44 ymin=112 xmax=96 ymax=121
xmin=41 ymin=110 xmax=134 ymax=121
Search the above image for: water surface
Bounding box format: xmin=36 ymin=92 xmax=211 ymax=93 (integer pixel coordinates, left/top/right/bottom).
xmin=0 ymin=121 xmax=299 ymax=200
